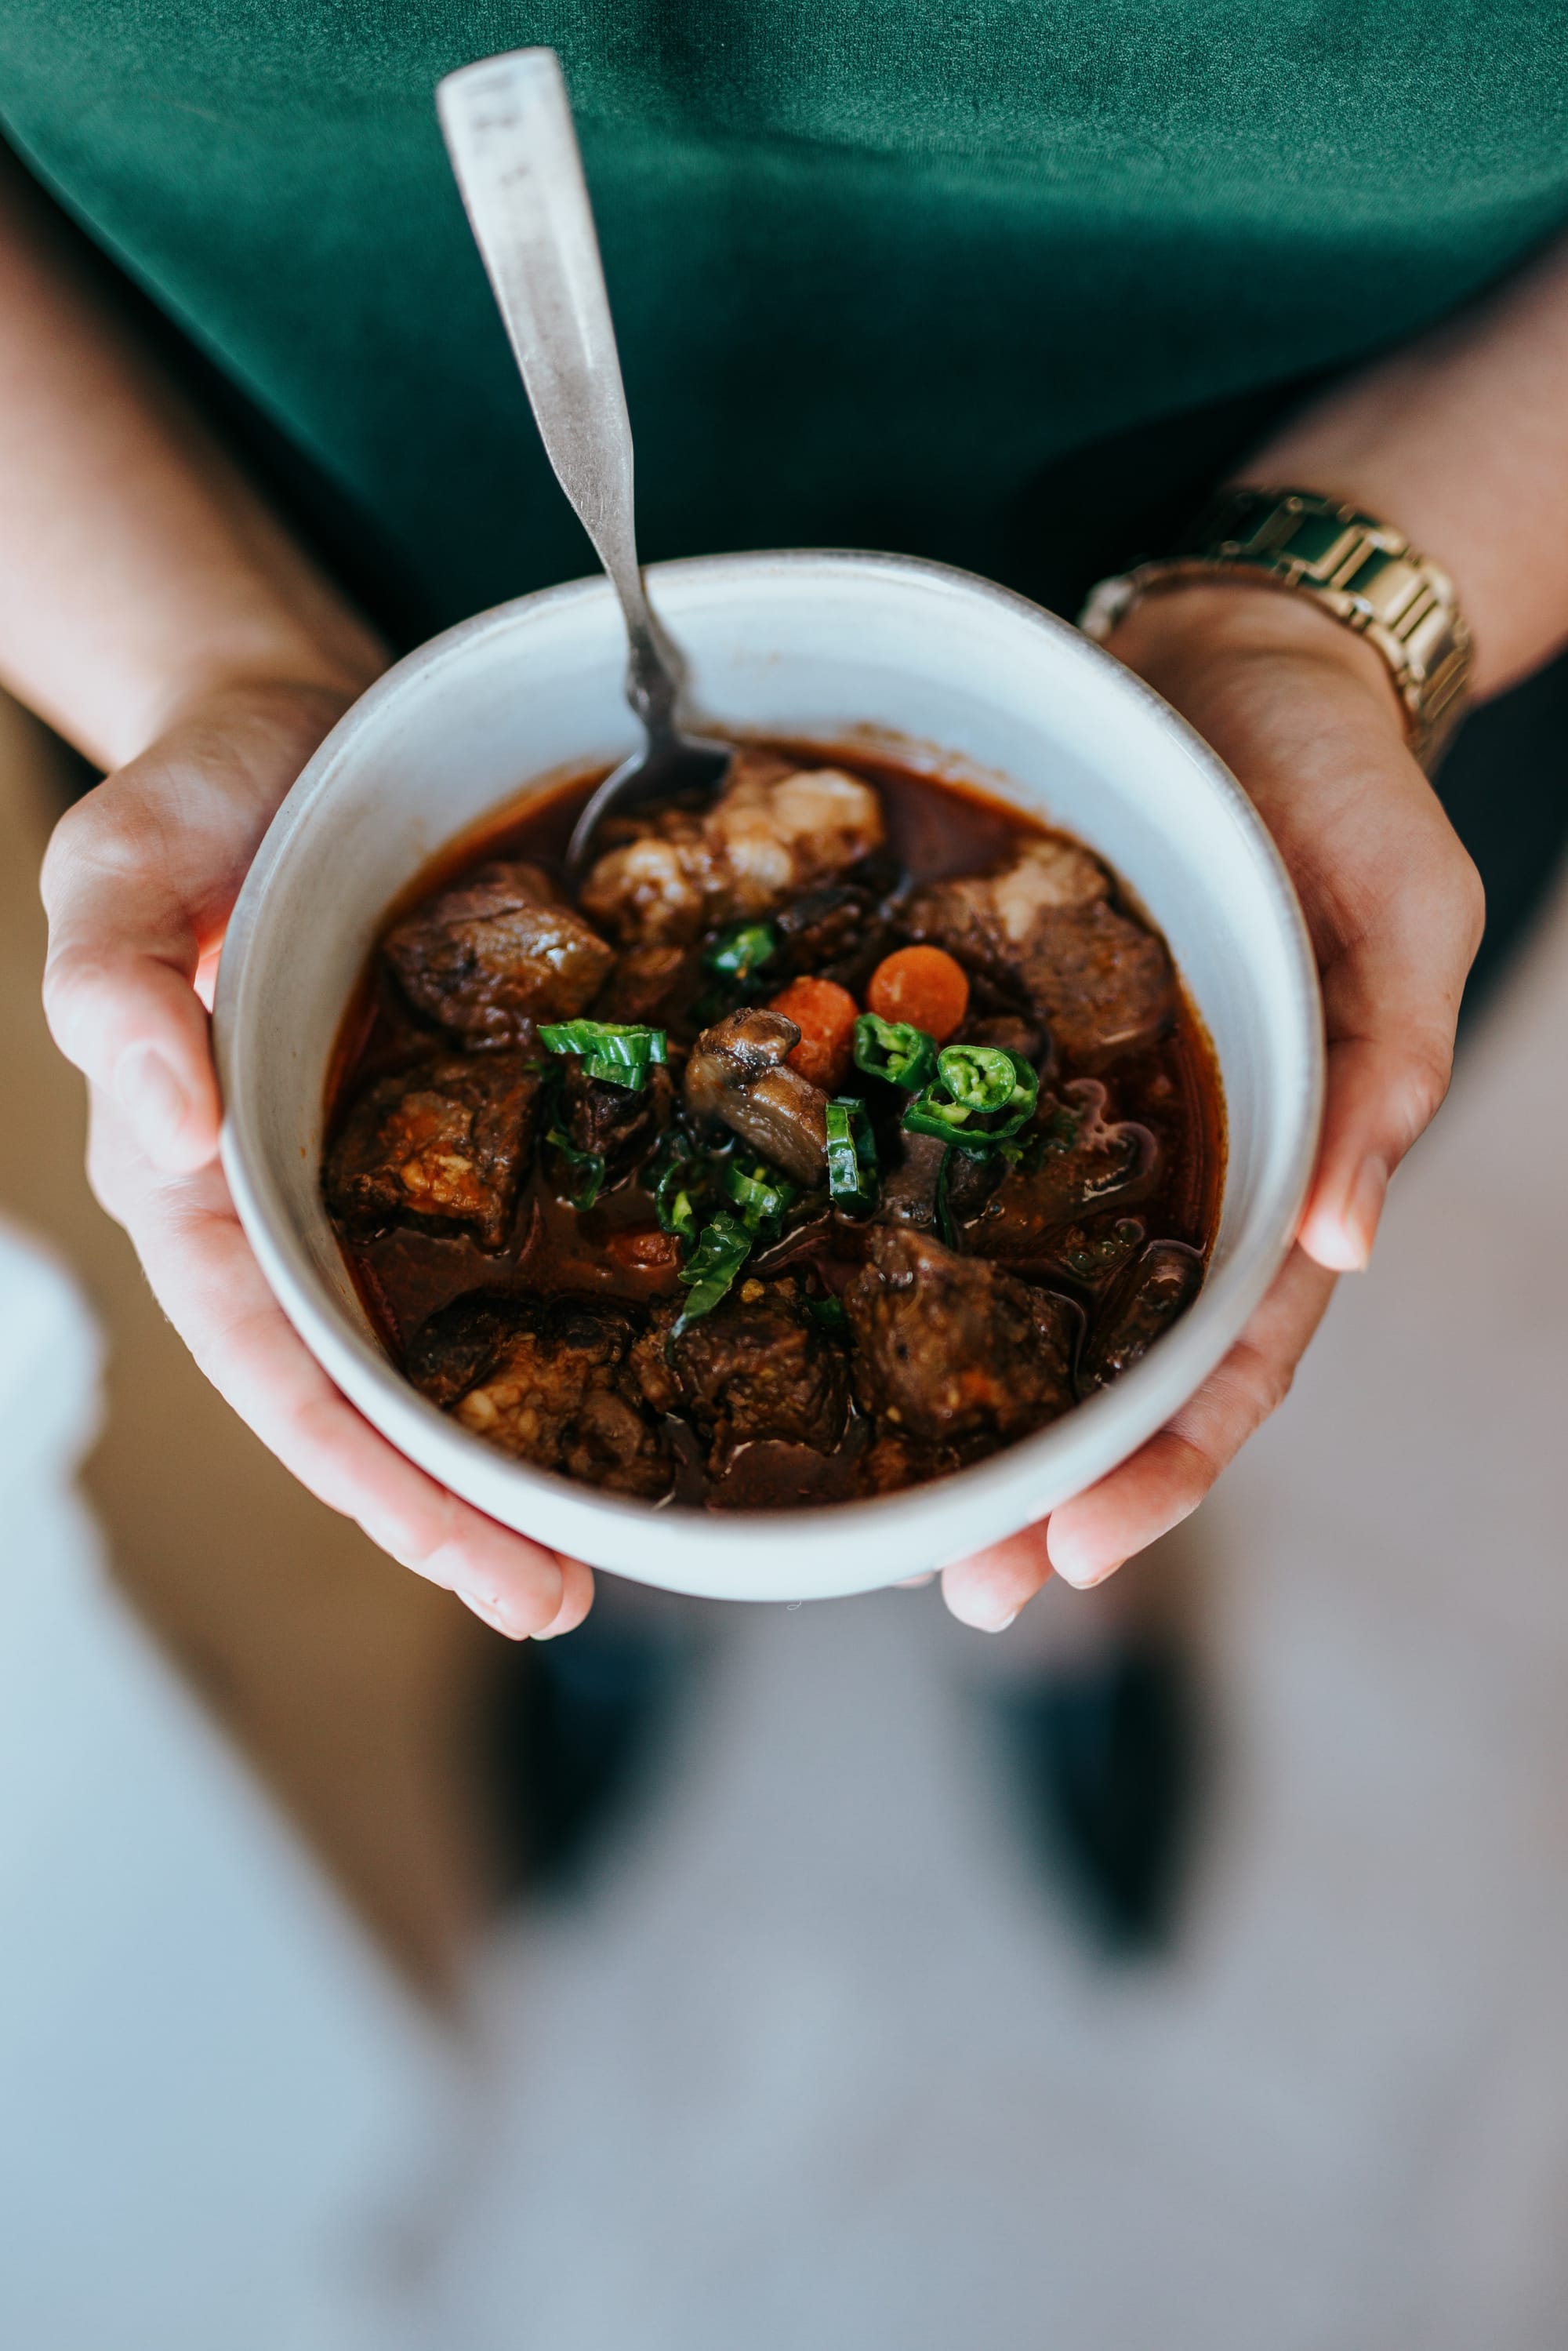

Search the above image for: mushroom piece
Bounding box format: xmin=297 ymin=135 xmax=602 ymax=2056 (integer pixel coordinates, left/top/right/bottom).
xmin=681 ymin=1006 xmax=829 ymax=1186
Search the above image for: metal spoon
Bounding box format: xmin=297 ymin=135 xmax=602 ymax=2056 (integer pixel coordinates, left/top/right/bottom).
xmin=437 ymin=49 xmax=732 ymax=879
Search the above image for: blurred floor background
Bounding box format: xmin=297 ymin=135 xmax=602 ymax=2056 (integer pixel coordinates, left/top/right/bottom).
xmin=4 ymin=694 xmax=1568 ymax=2348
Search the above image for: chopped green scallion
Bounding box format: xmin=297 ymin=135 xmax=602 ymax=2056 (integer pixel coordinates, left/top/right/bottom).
xmin=824 ymin=1097 xmax=878 ymax=1212
xmin=722 ymin=1157 xmax=797 ymax=1233
xmin=704 ymin=921 xmax=779 ymax=984
xmin=654 ymin=1170 xmax=702 ymax=1246
xmin=673 ymin=1210 xmax=755 ymax=1332
xmin=544 ymin=1125 xmax=605 ymax=1212
xmin=538 ymin=1019 xmax=668 ymax=1092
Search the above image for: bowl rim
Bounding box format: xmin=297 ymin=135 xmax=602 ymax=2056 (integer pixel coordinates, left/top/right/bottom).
xmin=216 ymin=547 xmax=1324 ymax=1597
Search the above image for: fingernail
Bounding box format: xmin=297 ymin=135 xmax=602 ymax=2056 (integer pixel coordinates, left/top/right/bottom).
xmin=974 ymin=1604 xmax=1018 ymax=1634
xmin=1052 ymin=1551 xmax=1123 ymax=1590
xmin=456 ymin=1586 xmax=528 ymax=1639
xmin=1076 ymin=1561 xmax=1125 ymax=1590
xmin=114 ymin=1043 xmax=189 ymax=1158
xmin=1344 ymin=1154 xmax=1389 ymax=1269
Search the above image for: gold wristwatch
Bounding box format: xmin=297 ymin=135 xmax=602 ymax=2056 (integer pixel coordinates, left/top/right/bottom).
xmin=1080 ymin=486 xmax=1474 ymax=771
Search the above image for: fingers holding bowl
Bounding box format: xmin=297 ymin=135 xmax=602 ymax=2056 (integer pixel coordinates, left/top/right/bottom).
xmin=941 ymin=1521 xmax=1053 ymax=1632
xmin=942 ymin=1245 xmax=1338 ymax=1623
xmin=1054 ymin=1245 xmax=1334 ymax=1590
xmin=42 ymin=792 xmax=223 ymax=1172
xmin=41 ymin=680 xmax=359 ymax=1172
xmin=88 ymin=1090 xmax=595 ymax=1637
xmin=1297 ymin=830 xmax=1484 ymax=1273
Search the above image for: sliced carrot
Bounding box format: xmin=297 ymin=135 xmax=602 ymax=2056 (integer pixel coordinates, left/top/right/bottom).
xmin=866 ymin=945 xmax=970 ymax=1044
xmin=768 ymin=975 xmax=860 ymax=1093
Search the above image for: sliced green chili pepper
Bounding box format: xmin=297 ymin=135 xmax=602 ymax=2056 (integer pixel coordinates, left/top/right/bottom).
xmin=704 ymin=921 xmax=778 ymax=984
xmin=935 ymin=1044 xmax=1021 ymax=1114
xmin=722 ymin=1157 xmax=797 ymax=1233
xmin=824 ymin=1097 xmax=878 ymax=1212
xmin=852 ymin=1012 xmax=937 ymax=1095
xmin=538 ymin=1019 xmax=668 ymax=1091
xmin=544 ymin=1125 xmax=605 ymax=1212
xmin=673 ymin=1210 xmax=755 ymax=1332
xmin=904 ymin=1045 xmax=1039 ymax=1155
xmin=806 ymin=1295 xmax=850 ymax=1335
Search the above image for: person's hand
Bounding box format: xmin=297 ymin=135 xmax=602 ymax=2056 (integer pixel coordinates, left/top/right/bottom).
xmin=41 ymin=678 xmax=595 ymax=1641
xmin=942 ymin=582 xmax=1484 ymax=1631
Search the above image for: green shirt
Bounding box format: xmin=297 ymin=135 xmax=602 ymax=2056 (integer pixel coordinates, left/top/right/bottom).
xmin=3 ymin=4 xmax=1566 ymax=634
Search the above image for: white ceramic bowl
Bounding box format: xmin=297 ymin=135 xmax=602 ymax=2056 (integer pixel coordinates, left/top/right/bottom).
xmin=215 ymin=551 xmax=1322 ymax=1602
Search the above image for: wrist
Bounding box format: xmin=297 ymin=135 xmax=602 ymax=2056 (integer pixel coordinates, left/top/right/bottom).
xmin=148 ymin=667 xmax=376 ymax=765
xmin=137 ymin=621 xmax=388 ymax=765
xmin=1105 ymin=577 xmax=1405 ymax=727
xmin=107 ymin=674 xmax=379 ymax=823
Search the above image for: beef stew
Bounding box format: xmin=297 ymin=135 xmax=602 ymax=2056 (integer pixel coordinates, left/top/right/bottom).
xmin=323 ymin=743 xmax=1224 ymax=1511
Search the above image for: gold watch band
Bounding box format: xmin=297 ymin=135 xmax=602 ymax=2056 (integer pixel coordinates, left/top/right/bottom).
xmin=1080 ymin=487 xmax=1474 ymax=772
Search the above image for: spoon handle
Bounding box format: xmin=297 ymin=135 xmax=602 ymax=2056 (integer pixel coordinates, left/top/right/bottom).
xmin=437 ymin=49 xmax=674 ymax=727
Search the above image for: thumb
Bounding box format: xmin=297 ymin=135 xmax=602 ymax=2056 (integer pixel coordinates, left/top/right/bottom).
xmin=1298 ymin=853 xmax=1483 ymax=1272
xmin=42 ymin=794 xmax=223 ymax=1172
xmin=39 ymin=680 xmax=352 ymax=1173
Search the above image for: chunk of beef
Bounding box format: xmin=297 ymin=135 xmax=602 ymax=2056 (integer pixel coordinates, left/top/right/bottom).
xmin=407 ymin=1292 xmax=672 ymax=1499
xmin=1080 ymin=1241 xmax=1204 ymax=1390
xmin=579 ymin=747 xmax=886 ymax=948
xmin=632 ymin=1279 xmax=848 ymax=1468
xmin=943 ymin=1147 xmax=1007 ymax=1223
xmin=906 ymin=835 xmax=1102 ymax=965
xmin=404 ymin=1292 xmax=517 ymax=1407
xmin=775 ymin=881 xmax=890 ymax=989
xmin=326 ymin=1052 xmax=540 ymax=1249
xmin=1021 ymin=902 xmax=1176 ymax=1066
xmin=576 ymin=830 xmax=707 ymax=949
xmin=975 ymin=1081 xmax=1156 ymax=1258
xmin=858 ymin=1428 xmax=954 ymax=1496
xmin=386 ymin=860 xmax=615 ymax=1045
xmin=878 ymin=1127 xmax=949 ymax=1233
xmin=709 ymin=756 xmax=884 ymax=913
xmin=905 ymin=837 xmax=1174 ymax=1063
xmin=845 ymin=1224 xmax=1079 ymax=1448
xmin=682 ymin=1006 xmax=828 ymax=1186
xmin=593 ymin=942 xmax=692 ymax=1025
xmin=878 ymin=1127 xmax=1006 ymax=1238
xmin=560 ymin=1059 xmax=673 ymax=1184
xmin=954 ymin=1011 xmax=1047 ymax=1064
